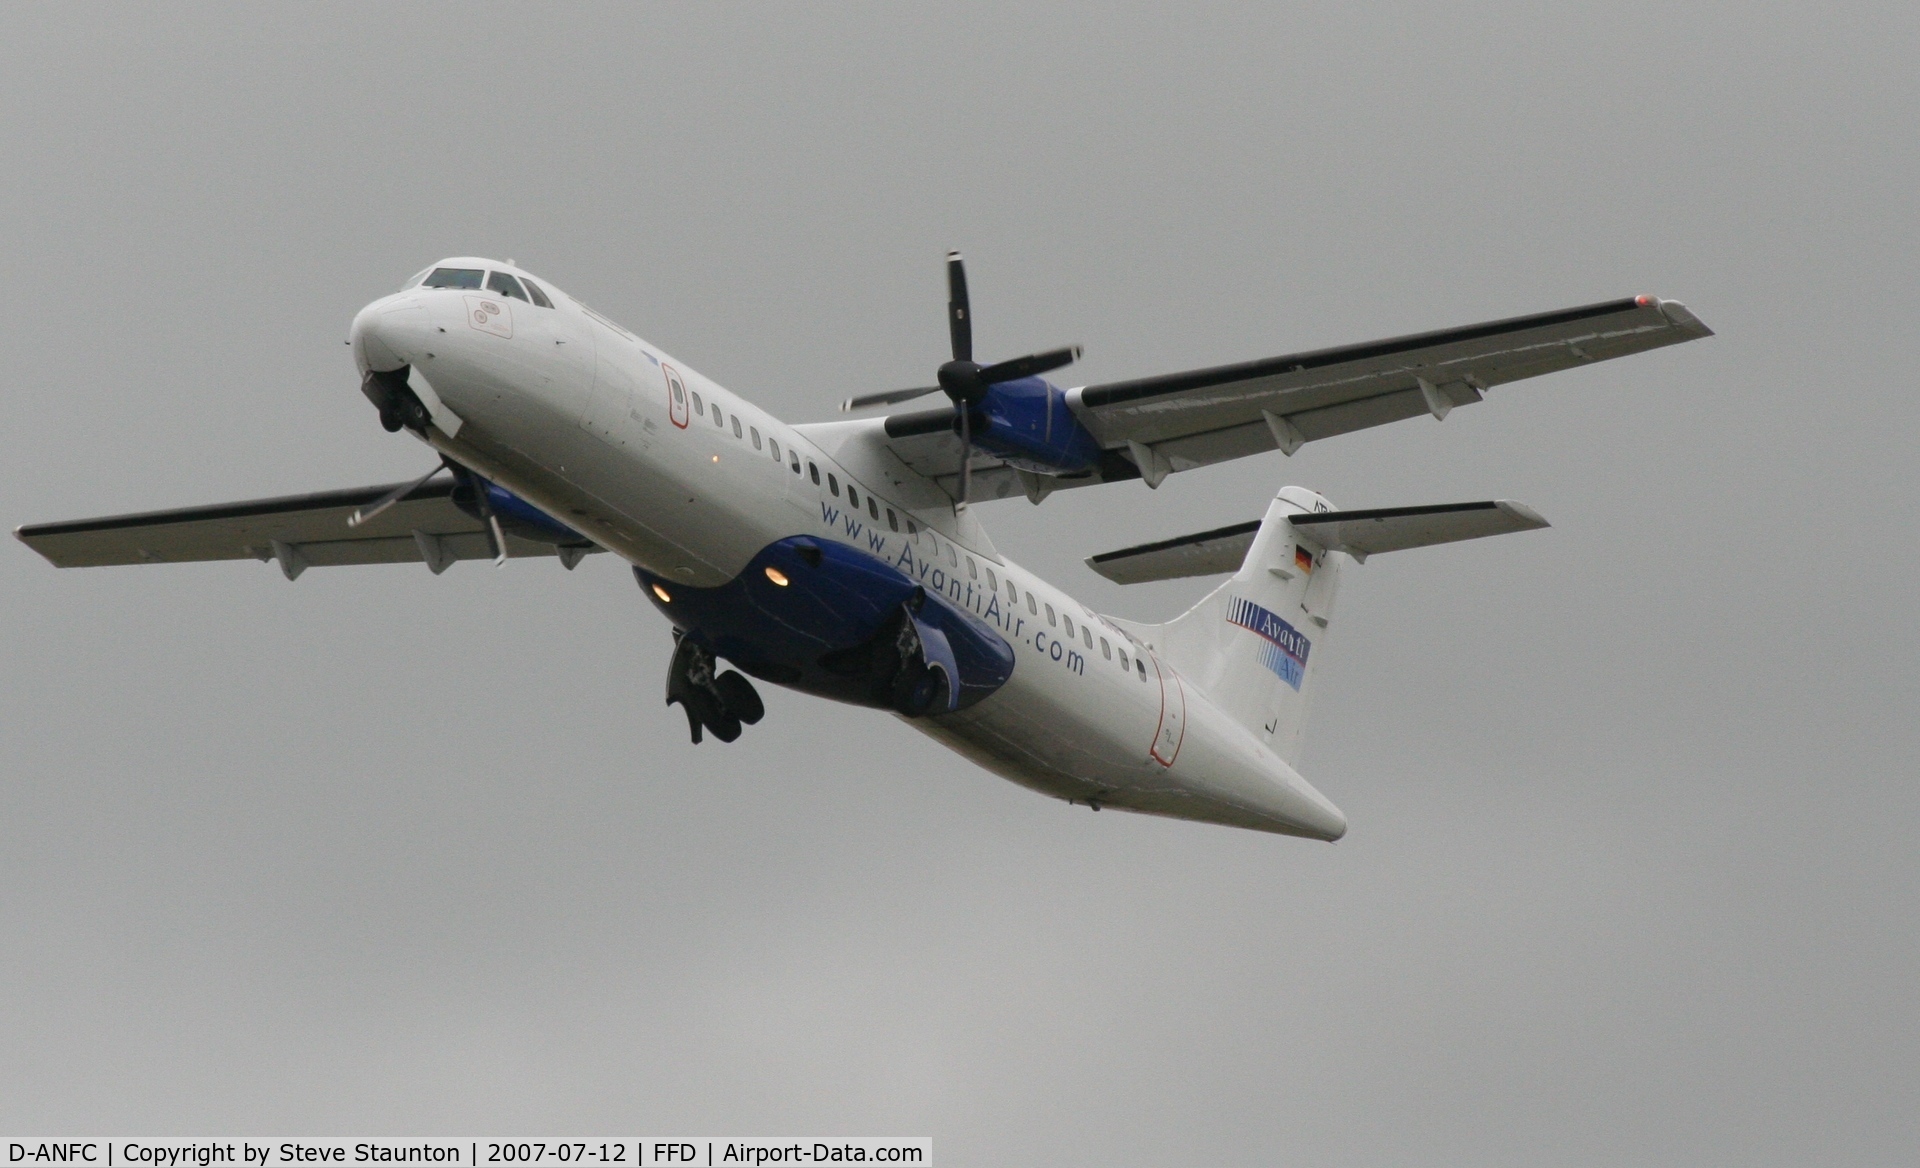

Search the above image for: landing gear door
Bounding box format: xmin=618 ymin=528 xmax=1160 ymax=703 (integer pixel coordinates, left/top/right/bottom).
xmin=1149 ymin=654 xmax=1187 ymax=767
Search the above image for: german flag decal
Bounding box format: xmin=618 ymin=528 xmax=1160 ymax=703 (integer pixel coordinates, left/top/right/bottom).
xmin=1294 ymin=545 xmax=1314 ymax=575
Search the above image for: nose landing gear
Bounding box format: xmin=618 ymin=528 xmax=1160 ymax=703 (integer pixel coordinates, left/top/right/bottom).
xmin=361 ymin=368 xmax=432 ymax=435
xmin=666 ymin=634 xmax=765 ymax=744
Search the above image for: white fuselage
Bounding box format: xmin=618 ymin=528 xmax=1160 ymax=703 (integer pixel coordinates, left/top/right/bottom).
xmin=350 ymin=260 xmax=1345 ymax=840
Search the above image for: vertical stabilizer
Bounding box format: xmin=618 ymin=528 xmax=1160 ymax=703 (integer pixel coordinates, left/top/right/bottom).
xmin=1154 ymin=486 xmax=1344 ymax=766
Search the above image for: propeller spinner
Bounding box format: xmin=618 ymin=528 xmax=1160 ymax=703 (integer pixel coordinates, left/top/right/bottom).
xmin=842 ymin=252 xmax=1081 ymax=504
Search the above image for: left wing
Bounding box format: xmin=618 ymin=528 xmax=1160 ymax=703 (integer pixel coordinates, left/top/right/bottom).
xmin=16 ymin=478 xmax=599 ymax=578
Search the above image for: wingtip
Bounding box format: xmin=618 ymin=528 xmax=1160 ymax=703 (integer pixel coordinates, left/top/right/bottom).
xmin=1495 ymin=500 xmax=1552 ymax=529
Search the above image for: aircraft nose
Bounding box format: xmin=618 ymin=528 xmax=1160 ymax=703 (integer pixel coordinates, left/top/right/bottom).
xmin=350 ymin=295 xmax=433 ymax=375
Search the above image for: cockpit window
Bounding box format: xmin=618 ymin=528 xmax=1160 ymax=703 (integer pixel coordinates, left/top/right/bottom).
xmin=487 ymin=271 xmax=530 ymax=302
xmin=403 ymin=268 xmax=432 ymax=291
xmin=423 ymin=267 xmax=484 ymax=289
xmin=521 ymin=278 xmax=554 ymax=308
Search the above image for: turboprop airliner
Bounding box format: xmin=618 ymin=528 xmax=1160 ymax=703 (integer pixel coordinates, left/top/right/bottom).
xmin=16 ymin=255 xmax=1711 ymax=839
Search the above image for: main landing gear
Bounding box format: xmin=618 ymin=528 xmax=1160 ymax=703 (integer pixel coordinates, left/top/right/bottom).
xmin=666 ymin=634 xmax=765 ymax=744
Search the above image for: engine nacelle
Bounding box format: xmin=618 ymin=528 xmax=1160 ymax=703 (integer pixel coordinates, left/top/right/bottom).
xmin=965 ymin=377 xmax=1103 ymax=475
xmin=449 ymin=474 xmax=590 ymax=546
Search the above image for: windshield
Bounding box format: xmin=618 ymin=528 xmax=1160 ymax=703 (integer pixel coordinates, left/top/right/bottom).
xmin=422 ymin=267 xmax=484 ymax=289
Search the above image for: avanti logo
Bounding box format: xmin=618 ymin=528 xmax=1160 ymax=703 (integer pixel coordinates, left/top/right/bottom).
xmin=1225 ymin=596 xmax=1310 ymax=690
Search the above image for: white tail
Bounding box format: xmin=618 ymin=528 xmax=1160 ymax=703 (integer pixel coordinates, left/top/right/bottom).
xmin=1101 ymin=487 xmax=1551 ymax=765
xmin=1153 ymin=486 xmax=1344 ymax=766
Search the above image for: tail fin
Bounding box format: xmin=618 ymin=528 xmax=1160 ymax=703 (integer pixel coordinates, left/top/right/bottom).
xmin=1154 ymin=487 xmax=1342 ymax=766
xmin=1097 ymin=488 xmax=1550 ymax=766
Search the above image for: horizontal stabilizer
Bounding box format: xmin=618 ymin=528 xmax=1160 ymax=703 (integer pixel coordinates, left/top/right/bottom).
xmin=1086 ymin=499 xmax=1547 ymax=583
xmin=1086 ymin=520 xmax=1260 ymax=585
xmin=15 ymin=478 xmax=600 ymax=574
xmin=1287 ymin=500 xmax=1548 ymax=561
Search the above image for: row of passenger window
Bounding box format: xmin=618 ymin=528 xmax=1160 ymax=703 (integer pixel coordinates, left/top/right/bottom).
xmin=416 ymin=267 xmax=556 ymax=308
xmin=679 ymin=372 xmax=1147 ymax=684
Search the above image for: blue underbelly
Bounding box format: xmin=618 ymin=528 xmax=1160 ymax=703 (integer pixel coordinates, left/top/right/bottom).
xmin=635 ymin=536 xmax=1016 ymax=710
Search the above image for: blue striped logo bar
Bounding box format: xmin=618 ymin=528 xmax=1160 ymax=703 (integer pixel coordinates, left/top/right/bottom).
xmin=1225 ymin=596 xmax=1311 ymax=690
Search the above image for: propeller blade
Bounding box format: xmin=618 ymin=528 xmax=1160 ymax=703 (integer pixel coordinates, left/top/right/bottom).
xmin=347 ymin=461 xmax=448 ymax=527
xmin=957 ymin=405 xmax=973 ymax=508
xmin=947 ymin=251 xmax=971 ymax=363
xmin=980 ymin=345 xmax=1082 ymax=385
xmin=448 ymin=462 xmax=510 ymax=566
xmin=841 ymin=385 xmax=942 ymax=412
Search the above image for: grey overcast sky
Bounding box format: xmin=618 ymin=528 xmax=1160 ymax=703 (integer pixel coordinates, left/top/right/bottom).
xmin=3 ymin=3 xmax=1916 ymax=1163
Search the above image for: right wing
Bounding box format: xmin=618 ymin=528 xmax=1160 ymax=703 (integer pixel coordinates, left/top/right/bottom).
xmin=15 ymin=477 xmax=599 ymax=578
xmin=873 ymin=295 xmax=1711 ymax=501
xmin=1069 ymin=296 xmax=1712 ymax=483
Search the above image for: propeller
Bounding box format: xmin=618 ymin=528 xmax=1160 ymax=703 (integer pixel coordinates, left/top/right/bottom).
xmin=345 ymin=456 xmax=506 ymax=566
xmin=841 ymin=252 xmax=1081 ymax=505
xmin=347 ymin=458 xmax=450 ymax=527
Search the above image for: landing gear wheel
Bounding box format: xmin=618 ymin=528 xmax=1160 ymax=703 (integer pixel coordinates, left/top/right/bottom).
xmin=714 ymin=670 xmax=764 ymax=725
xmin=666 ymin=635 xmax=759 ymax=744
xmin=379 ymin=407 xmax=403 ymax=433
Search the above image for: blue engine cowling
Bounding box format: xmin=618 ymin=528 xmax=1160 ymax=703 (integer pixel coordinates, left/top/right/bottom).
xmin=636 ymin=536 xmax=1016 ymax=713
xmin=966 ymin=377 xmax=1104 ymax=475
xmin=449 ymin=474 xmax=591 ymax=546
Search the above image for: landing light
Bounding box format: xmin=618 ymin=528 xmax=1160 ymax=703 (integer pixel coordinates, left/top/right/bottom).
xmin=764 ymin=567 xmax=789 ymax=587
xmin=651 ymin=582 xmax=672 ymax=603
xmin=711 ymin=455 xmax=719 ymax=463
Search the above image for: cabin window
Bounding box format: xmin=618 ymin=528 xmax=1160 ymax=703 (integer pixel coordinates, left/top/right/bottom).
xmin=423 ymin=267 xmax=484 ymax=289
xmin=769 ymin=437 xmax=779 ymax=460
xmin=809 ymin=461 xmax=820 ymax=485
xmin=792 ymin=452 xmax=802 ymax=474
xmin=868 ymin=496 xmax=879 ymax=520
xmin=907 ymin=520 xmax=917 ymax=535
xmin=486 ymin=271 xmax=530 ymax=302
xmin=750 ymin=426 xmax=761 ymax=450
xmin=1101 ymin=637 xmax=1111 ymax=660
xmin=887 ymin=508 xmax=899 ymax=532
xmin=691 ymin=391 xmax=704 ymax=415
xmin=1083 ymin=627 xmax=1094 ymax=649
xmin=669 ymin=381 xmax=685 ymax=407
xmin=1045 ymin=603 xmax=1056 ymax=627
xmin=986 ymin=567 xmax=998 ymax=591
xmin=522 ymin=278 xmax=554 ymax=308
xmin=946 ymin=543 xmax=957 ymax=567
xmin=1027 ymin=592 xmax=1037 ymax=615
xmin=712 ymin=403 xmax=724 ymax=426
xmin=828 ymin=474 xmax=839 ymax=497
xmin=1063 ymin=613 xmax=1075 ymax=638
xmin=1137 ymin=659 xmax=1147 ymax=680
xmin=966 ymin=556 xmax=977 ymax=580
xmin=847 ymin=484 xmax=858 ymax=507
xmin=731 ymin=415 xmax=742 ymax=438
xmin=1118 ymin=649 xmax=1129 ymax=670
